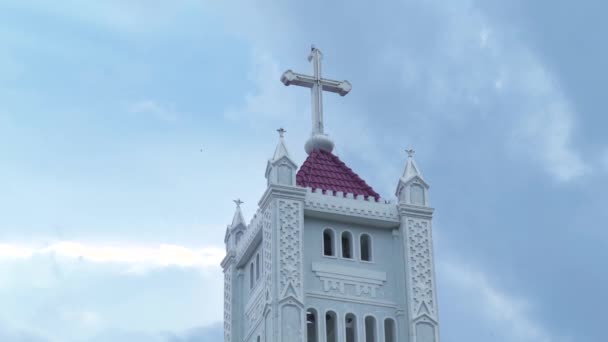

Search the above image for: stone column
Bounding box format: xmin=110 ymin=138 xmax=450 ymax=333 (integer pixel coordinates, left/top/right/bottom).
xmin=259 ymin=184 xmax=307 ymax=342
xmin=399 ymin=204 xmax=440 ymax=342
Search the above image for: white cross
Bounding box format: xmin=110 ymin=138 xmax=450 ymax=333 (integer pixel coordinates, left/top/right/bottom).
xmin=406 ymin=148 xmax=415 ymax=158
xmin=281 ymin=45 xmax=352 ymax=136
xmin=277 ymin=127 xmax=286 ymax=138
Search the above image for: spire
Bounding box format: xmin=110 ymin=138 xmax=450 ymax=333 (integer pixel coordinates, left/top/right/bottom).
xmin=272 ymin=128 xmax=291 ymax=161
xmin=401 ymin=148 xmax=424 ymax=182
xmin=396 ymin=148 xmax=429 ymax=206
xmin=281 ymin=45 xmax=352 ymax=154
xmin=231 ymin=199 xmax=246 ymax=228
xmin=266 ymin=128 xmax=298 ymax=186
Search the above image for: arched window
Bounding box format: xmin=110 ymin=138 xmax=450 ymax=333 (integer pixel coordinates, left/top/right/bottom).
xmin=365 ymin=316 xmax=377 ymax=342
xmin=325 ymin=311 xmax=337 ymax=342
xmin=236 ymin=231 xmax=243 ymax=245
xmin=384 ymin=318 xmax=396 ymax=342
xmin=341 ymin=231 xmax=353 ymax=259
xmin=323 ymin=229 xmax=335 ymax=256
xmin=306 ymin=308 xmax=318 ymax=342
xmin=256 ymin=253 xmax=260 ymax=280
xmin=250 ymin=262 xmax=255 ymax=289
xmin=360 ymin=234 xmax=372 ymax=261
xmin=257 ymin=337 xmax=260 ymax=342
xmin=345 ymin=313 xmax=357 ymax=342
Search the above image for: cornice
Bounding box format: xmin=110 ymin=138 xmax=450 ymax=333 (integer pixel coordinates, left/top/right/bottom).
xmin=258 ymin=184 xmax=307 ymax=210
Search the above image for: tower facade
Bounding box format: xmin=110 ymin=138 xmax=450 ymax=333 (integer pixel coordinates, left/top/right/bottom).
xmin=221 ymin=47 xmax=441 ymax=342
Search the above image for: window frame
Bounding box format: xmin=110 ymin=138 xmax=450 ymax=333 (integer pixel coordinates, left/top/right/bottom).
xmin=324 ymin=310 xmax=339 ymax=342
xmin=344 ymin=312 xmax=358 ymax=342
xmin=250 ymin=262 xmax=255 ymax=289
xmin=340 ymin=230 xmax=354 ymax=260
xmin=256 ymin=253 xmax=261 ymax=280
xmin=306 ymin=308 xmax=319 ymax=342
xmin=359 ymin=233 xmax=374 ymax=263
xmin=322 ymin=228 xmax=337 ymax=258
xmin=364 ymin=315 xmax=378 ymax=342
xmin=384 ymin=318 xmax=397 ymax=342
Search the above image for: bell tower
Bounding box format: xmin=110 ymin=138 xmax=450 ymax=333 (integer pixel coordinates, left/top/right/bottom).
xmin=221 ymin=46 xmax=441 ymax=342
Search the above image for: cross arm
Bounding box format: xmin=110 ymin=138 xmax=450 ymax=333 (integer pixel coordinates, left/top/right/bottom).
xmin=281 ymin=70 xmax=352 ymax=96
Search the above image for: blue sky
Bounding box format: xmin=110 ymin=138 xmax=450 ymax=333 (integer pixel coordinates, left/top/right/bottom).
xmin=1 ymin=0 xmax=607 ymax=341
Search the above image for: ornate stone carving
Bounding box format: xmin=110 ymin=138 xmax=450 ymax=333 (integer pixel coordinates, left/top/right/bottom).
xmin=311 ymin=262 xmax=387 ymax=299
xmin=263 ymin=204 xmax=273 ymax=297
xmin=278 ymin=200 xmax=302 ymax=299
xmin=223 ymin=266 xmax=232 ymax=342
xmin=407 ymin=218 xmax=436 ymax=318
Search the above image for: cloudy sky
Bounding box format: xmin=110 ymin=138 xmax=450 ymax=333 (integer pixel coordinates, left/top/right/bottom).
xmin=1 ymin=0 xmax=607 ymax=341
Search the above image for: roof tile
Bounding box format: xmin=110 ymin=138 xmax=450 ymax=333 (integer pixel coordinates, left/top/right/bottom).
xmin=296 ymin=150 xmax=380 ymax=201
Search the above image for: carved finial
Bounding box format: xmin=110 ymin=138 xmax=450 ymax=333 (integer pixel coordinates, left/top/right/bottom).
xmin=406 ymin=148 xmax=415 ymax=158
xmin=233 ymin=199 xmax=243 ymax=207
xmin=277 ymin=127 xmax=286 ymax=138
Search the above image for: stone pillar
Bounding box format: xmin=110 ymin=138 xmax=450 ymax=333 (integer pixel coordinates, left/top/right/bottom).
xmin=222 ymin=254 xmax=235 ymax=342
xmin=399 ymin=204 xmax=440 ymax=342
xmin=259 ymin=184 xmax=307 ymax=342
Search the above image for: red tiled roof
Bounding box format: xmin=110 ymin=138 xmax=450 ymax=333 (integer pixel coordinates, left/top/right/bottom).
xmin=296 ymin=149 xmax=380 ymax=201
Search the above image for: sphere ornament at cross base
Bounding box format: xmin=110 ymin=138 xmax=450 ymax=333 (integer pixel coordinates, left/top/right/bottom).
xmin=305 ymin=133 xmax=334 ymax=154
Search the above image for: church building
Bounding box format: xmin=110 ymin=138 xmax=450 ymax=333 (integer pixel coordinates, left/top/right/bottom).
xmin=221 ymin=46 xmax=440 ymax=342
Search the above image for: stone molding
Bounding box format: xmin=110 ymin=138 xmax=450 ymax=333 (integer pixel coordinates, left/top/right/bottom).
xmin=311 ymin=262 xmax=387 ymax=299
xmin=304 ymin=187 xmax=400 ymax=227
xmin=305 ymin=292 xmax=398 ymax=309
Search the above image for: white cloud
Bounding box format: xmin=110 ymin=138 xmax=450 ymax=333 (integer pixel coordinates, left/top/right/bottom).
xmin=440 ymin=260 xmax=569 ymax=342
xmin=0 ymin=242 xmax=224 ymax=272
xmin=128 ymin=100 xmax=179 ymax=122
xmin=224 ymin=50 xmax=302 ymax=122
xmin=511 ymin=93 xmax=589 ymax=182
xmin=2 ymin=0 xmax=206 ymax=35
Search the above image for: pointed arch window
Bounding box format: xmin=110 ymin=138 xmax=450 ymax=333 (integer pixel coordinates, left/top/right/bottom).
xmin=341 ymin=231 xmax=353 ymax=259
xmin=250 ymin=262 xmax=255 ymax=289
xmin=365 ymin=316 xmax=377 ymax=342
xmin=256 ymin=253 xmax=261 ymax=280
xmin=325 ymin=311 xmax=338 ymax=342
xmin=323 ymin=229 xmax=335 ymax=256
xmin=384 ymin=318 xmax=396 ymax=342
xmin=345 ymin=313 xmax=357 ymax=342
xmin=360 ymin=234 xmax=372 ymax=261
xmin=306 ymin=308 xmax=318 ymax=342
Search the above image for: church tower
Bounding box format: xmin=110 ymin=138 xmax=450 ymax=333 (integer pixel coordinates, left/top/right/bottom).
xmin=221 ymin=46 xmax=441 ymax=342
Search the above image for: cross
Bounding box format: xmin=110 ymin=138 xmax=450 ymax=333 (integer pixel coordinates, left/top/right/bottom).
xmin=281 ymin=45 xmax=352 ymax=136
xmin=277 ymin=127 xmax=286 ymax=138
xmin=233 ymin=199 xmax=243 ymax=207
xmin=406 ymin=148 xmax=415 ymax=158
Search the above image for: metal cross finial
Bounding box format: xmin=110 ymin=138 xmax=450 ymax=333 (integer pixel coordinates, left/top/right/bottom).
xmin=233 ymin=199 xmax=243 ymax=207
xmin=406 ymin=148 xmax=415 ymax=158
xmin=280 ymin=46 xmax=352 ymax=137
xmin=277 ymin=127 xmax=286 ymax=138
